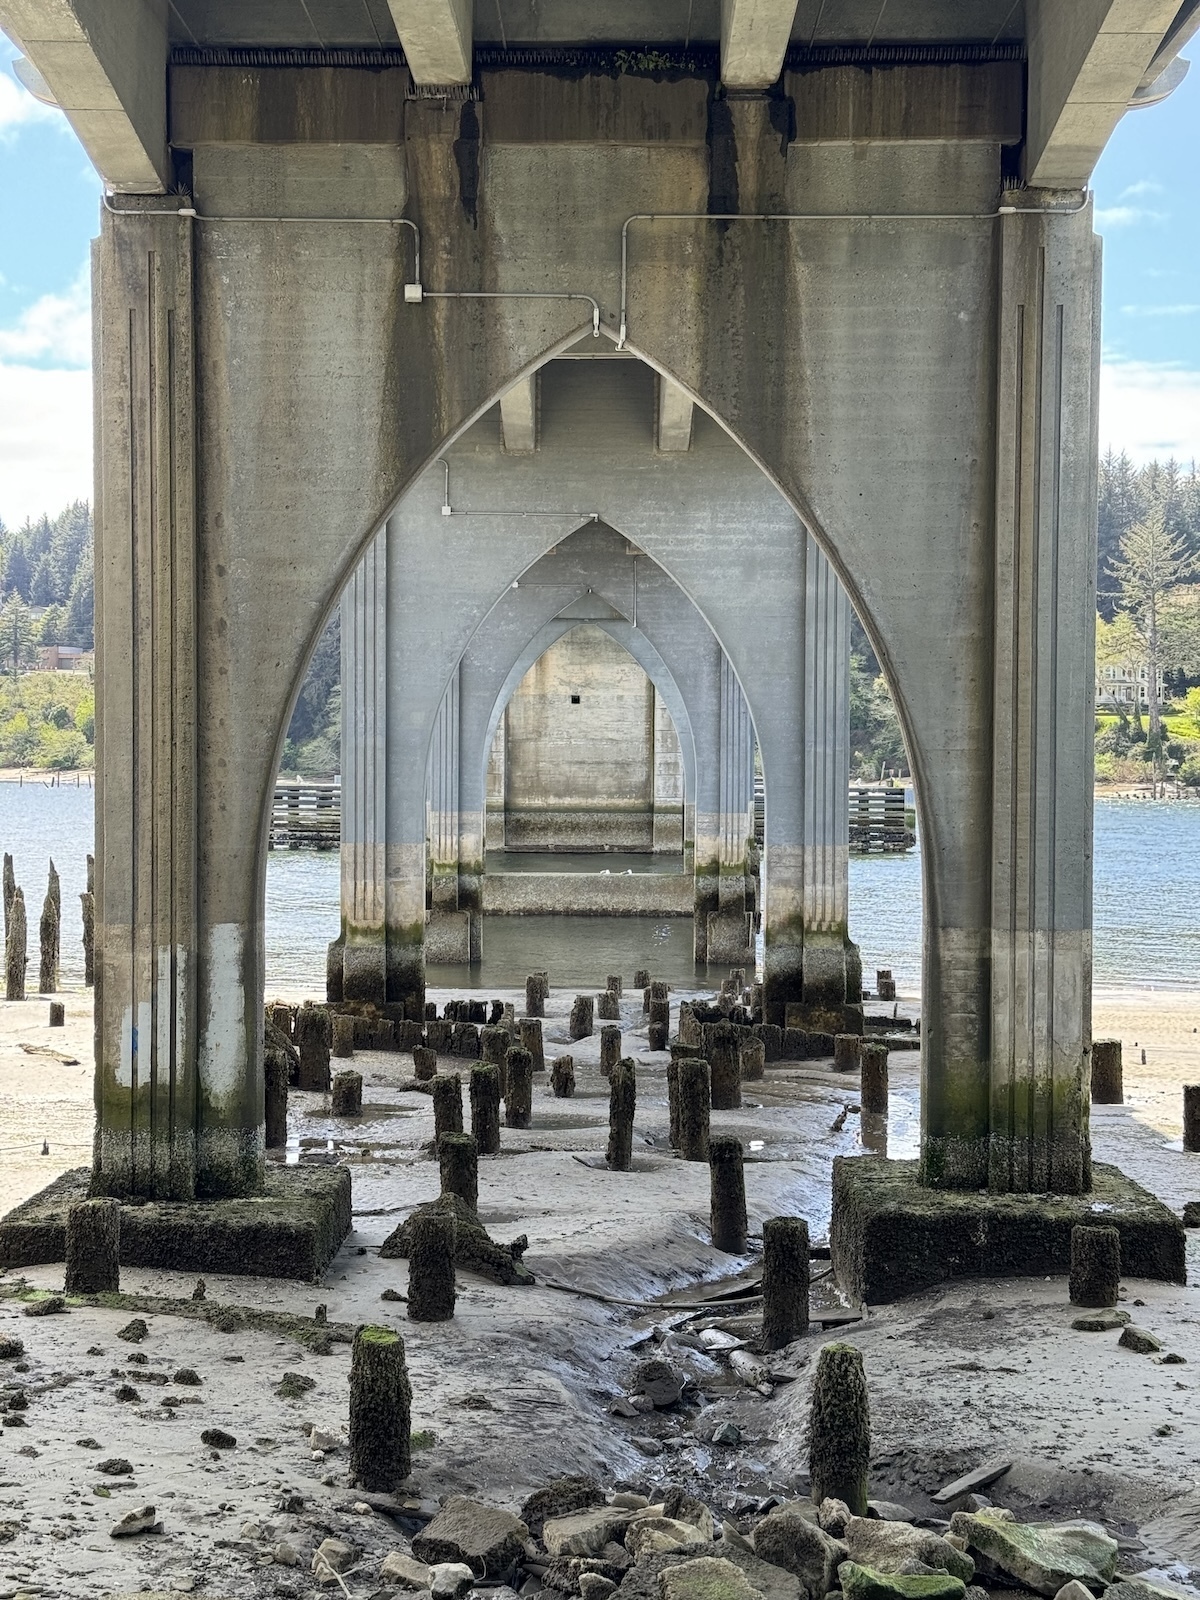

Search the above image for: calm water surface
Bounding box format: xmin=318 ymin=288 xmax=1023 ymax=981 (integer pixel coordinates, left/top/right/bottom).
xmin=1 ymin=785 xmax=1195 ymax=993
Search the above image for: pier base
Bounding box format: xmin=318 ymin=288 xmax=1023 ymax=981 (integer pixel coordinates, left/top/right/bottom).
xmin=831 ymin=1157 xmax=1186 ymax=1305
xmin=0 ymin=1165 xmax=351 ymax=1283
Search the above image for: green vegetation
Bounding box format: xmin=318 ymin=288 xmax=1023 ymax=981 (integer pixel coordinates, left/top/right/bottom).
xmin=282 ymin=610 xmax=340 ymax=777
xmin=0 ymin=501 xmax=93 ymax=648
xmin=0 ymin=672 xmax=94 ymax=769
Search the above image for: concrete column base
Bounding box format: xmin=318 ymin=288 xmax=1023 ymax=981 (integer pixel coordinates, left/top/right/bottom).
xmin=830 ymin=1155 xmax=1185 ymax=1305
xmin=342 ymin=941 xmax=387 ymax=1006
xmin=707 ymin=909 xmax=754 ymax=964
xmin=426 ymin=909 xmax=472 ymax=964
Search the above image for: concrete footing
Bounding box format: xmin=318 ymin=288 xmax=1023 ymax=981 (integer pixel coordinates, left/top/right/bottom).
xmin=830 ymin=1157 xmax=1186 ymax=1304
xmin=0 ymin=1165 xmax=352 ymax=1282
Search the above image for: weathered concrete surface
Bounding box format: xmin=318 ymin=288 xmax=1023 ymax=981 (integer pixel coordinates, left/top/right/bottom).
xmin=83 ymin=59 xmax=1134 ymax=1197
xmin=483 ymin=871 xmax=693 ymax=916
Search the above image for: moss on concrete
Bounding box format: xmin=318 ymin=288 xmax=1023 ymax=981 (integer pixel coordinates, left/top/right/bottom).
xmin=0 ymin=1164 xmax=350 ymax=1283
xmin=831 ymin=1156 xmax=1185 ymax=1304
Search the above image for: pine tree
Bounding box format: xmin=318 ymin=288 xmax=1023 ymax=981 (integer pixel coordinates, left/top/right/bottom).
xmin=1110 ymin=501 xmax=1198 ymax=736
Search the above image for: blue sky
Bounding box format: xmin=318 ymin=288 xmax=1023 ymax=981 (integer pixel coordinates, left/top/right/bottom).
xmin=0 ymin=33 xmax=1199 ymax=527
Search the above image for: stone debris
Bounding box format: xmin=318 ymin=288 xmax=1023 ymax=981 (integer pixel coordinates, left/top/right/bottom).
xmin=929 ymin=1457 xmax=1013 ymax=1505
xmin=948 ymin=1509 xmax=1118 ymax=1597
xmin=110 ymin=1504 xmax=162 ymax=1538
xmin=1118 ymin=1325 xmax=1163 ymax=1353
xmin=22 ymin=1295 xmax=65 ymax=1317
xmin=1070 ymin=1310 xmax=1130 ymax=1332
xmin=96 ymin=1457 xmax=133 ymax=1475
xmin=428 ymin=1560 xmax=477 ymax=1598
xmin=117 ymin=1317 xmax=149 ymax=1343
xmin=412 ymin=1495 xmax=530 ymax=1576
xmin=380 ymin=1550 xmax=434 ymax=1588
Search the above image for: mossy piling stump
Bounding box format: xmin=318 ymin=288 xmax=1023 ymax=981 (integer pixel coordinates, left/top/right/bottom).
xmin=408 ymin=1210 xmax=456 ymax=1322
xmin=1091 ymin=1039 xmax=1123 ymax=1105
xmin=599 ymin=1024 xmax=622 ymax=1078
xmin=607 ymin=1058 xmax=637 ymax=1172
xmin=80 ymin=890 xmax=95 ymax=986
xmin=331 ymin=1015 xmax=355 ymax=1059
xmin=833 ymin=1034 xmax=861 ymax=1074
xmin=49 ymin=1001 xmax=64 ymax=1027
xmin=471 ymin=1063 xmax=502 ymax=1155
xmin=667 ymin=1059 xmax=681 ymax=1147
xmin=1069 ymin=1223 xmax=1121 ymax=1307
xmin=569 ymin=995 xmax=594 ymax=1040
xmin=860 ymin=1041 xmax=889 ymax=1115
xmin=1183 ymin=1084 xmax=1200 ymax=1153
xmin=739 ymin=1039 xmax=765 ymax=1082
xmin=64 ymin=1197 xmax=121 ymax=1295
xmin=5 ymin=886 xmax=26 ymax=1002
xmin=412 ymin=1044 xmax=438 ymax=1081
xmin=709 ymin=1023 xmax=742 ymax=1111
xmin=607 ymin=974 xmax=623 ymax=997
xmin=809 ymin=1342 xmax=870 ymax=1514
xmin=504 ymin=1047 xmax=533 ymax=1129
xmin=634 ymin=967 xmax=649 ymax=990
xmin=38 ymin=884 xmax=58 ymax=995
xmin=596 ymin=989 xmax=620 ymax=1020
xmin=349 ymin=1326 xmax=412 ymax=1491
xmin=551 ymin=1056 xmax=575 ymax=1097
xmin=331 ymin=1070 xmax=362 ymax=1116
xmin=678 ymin=1058 xmax=711 ymax=1162
xmin=439 ymin=1131 xmax=478 ymax=1210
xmin=294 ymin=1005 xmax=332 ymax=1092
xmin=519 ymin=1016 xmax=545 ymax=1073
xmin=762 ymin=1215 xmax=809 ymax=1350
xmin=709 ymin=1134 xmax=746 ymax=1252
xmin=431 ymin=1073 xmax=463 ymax=1141
xmin=264 ymin=1049 xmax=289 ymax=1149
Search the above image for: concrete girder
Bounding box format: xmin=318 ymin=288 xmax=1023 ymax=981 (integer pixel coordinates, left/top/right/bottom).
xmin=720 ymin=0 xmax=799 ymax=89
xmin=499 ymin=375 xmax=537 ymax=452
xmin=385 ymin=0 xmax=472 ymax=85
xmin=0 ymin=0 xmax=169 ymax=191
xmin=657 ymin=377 xmax=695 ymax=452
xmin=1025 ymin=0 xmax=1182 ymax=187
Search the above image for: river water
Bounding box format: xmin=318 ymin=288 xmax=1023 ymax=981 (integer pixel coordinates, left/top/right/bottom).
xmin=1 ymin=783 xmax=1195 ymax=993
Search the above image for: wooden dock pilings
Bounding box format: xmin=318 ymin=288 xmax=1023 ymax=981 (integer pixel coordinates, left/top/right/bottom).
xmin=270 ymin=781 xmax=340 ymax=851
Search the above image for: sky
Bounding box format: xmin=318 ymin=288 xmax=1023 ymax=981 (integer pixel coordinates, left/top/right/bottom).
xmin=0 ymin=35 xmax=1199 ymax=527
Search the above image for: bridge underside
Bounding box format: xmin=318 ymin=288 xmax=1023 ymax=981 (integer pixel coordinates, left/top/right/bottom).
xmin=1 ymin=0 xmax=1192 ymax=1215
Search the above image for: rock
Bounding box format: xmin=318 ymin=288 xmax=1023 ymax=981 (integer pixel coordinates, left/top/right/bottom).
xmin=272 ymin=1542 xmax=302 ymax=1566
xmin=955 ymin=1499 xmax=992 ymax=1517
xmin=580 ymin=1576 xmax=618 ymax=1600
xmin=380 ymin=1552 xmax=433 ymax=1588
xmin=611 ymin=1399 xmax=640 ymax=1417
xmin=97 ymin=1458 xmax=134 ymax=1476
xmin=659 ymin=1556 xmax=766 ymax=1600
xmin=634 ymin=1358 xmax=685 ymax=1408
xmin=310 ymin=1427 xmax=341 ymax=1451
xmin=117 ymin=1317 xmax=150 ymax=1343
xmin=429 ymin=1561 xmax=476 ymax=1599
xmin=711 ymin=1423 xmax=741 ymax=1447
xmin=521 ymin=1476 xmax=606 ymax=1539
xmin=930 ymin=1457 xmax=1012 ymax=1506
xmin=545 ymin=1508 xmax=637 ymax=1558
xmin=111 ymin=1505 xmax=162 ymax=1538
xmin=1181 ymin=1201 xmax=1200 ymax=1227
xmin=838 ymin=1561 xmax=966 ymax=1600
xmin=23 ymin=1295 xmax=66 ymax=1317
xmin=173 ymin=1368 xmax=203 ymax=1386
xmin=845 ymin=1519 xmax=974 ymax=1584
xmin=663 ymin=1491 xmax=715 ymax=1541
xmin=614 ymin=1494 xmax=651 ymax=1510
xmin=818 ymin=1500 xmax=852 ymax=1538
xmin=413 ymin=1496 xmax=529 ymax=1577
xmin=114 ymin=1384 xmax=141 ymax=1403
xmin=868 ymin=1504 xmax=921 ymax=1524
xmin=200 ymin=1428 xmax=236 ymax=1449
xmin=627 ymin=1517 xmax=711 ymax=1561
xmin=1118 ymin=1326 xmax=1162 ymax=1354
xmin=1106 ymin=1580 xmax=1195 ymax=1600
xmin=313 ymin=1537 xmax=358 ymax=1576
xmin=1071 ymin=1309 xmax=1130 ymax=1332
xmin=948 ymin=1512 xmax=1117 ymax=1597
xmin=0 ymin=1337 xmax=25 ymax=1358
xmin=721 ymin=1524 xmax=756 ymax=1557
xmin=635 ymin=1437 xmax=664 ymax=1457
xmin=1053 ymin=1582 xmax=1097 ymax=1600
xmin=752 ymin=1509 xmax=846 ymax=1598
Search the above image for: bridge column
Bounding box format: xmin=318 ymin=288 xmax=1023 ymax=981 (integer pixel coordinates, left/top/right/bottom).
xmin=707 ymin=656 xmax=756 ymax=963
xmin=427 ymin=665 xmax=477 ymax=963
xmin=689 ymin=634 xmax=723 ymax=966
xmin=337 ymin=530 xmax=388 ymax=1004
xmin=763 ymin=533 xmax=858 ymax=1030
xmin=93 ymin=201 xmax=259 ymax=1199
xmin=986 ymin=197 xmax=1099 ymax=1194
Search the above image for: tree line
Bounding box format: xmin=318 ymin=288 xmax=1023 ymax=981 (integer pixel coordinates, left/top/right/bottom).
xmin=0 ymin=501 xmax=95 ymax=670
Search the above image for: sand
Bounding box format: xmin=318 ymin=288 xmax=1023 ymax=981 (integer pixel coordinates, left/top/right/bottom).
xmin=0 ymin=981 xmax=1197 ymax=1600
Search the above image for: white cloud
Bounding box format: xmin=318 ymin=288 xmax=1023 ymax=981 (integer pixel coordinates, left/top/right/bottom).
xmin=1094 ymin=205 xmax=1169 ymax=229
xmin=0 ymin=267 xmax=90 ymax=367
xmin=1120 ymin=303 xmax=1200 ymax=317
xmin=1119 ymin=179 xmax=1165 ymax=200
xmin=0 ymin=361 xmax=91 ymax=528
xmin=1100 ymin=357 xmax=1200 ymax=464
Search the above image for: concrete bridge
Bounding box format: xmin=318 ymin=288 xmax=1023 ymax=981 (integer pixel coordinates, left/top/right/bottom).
xmin=2 ymin=0 xmax=1195 ymax=1228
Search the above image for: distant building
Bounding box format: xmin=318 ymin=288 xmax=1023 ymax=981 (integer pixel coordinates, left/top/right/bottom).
xmin=1096 ymin=660 xmax=1163 ymax=711
xmin=37 ymin=644 xmax=93 ymax=673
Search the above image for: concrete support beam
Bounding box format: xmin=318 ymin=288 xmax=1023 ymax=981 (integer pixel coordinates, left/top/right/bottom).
xmin=0 ymin=0 xmax=169 ymax=191
xmin=386 ymin=0 xmax=472 ymax=86
xmin=657 ymin=378 xmax=694 ymax=453
xmin=720 ymin=0 xmax=799 ymax=89
xmin=499 ymin=376 xmax=537 ymax=453
xmin=338 ymin=531 xmax=388 ymax=1004
xmin=1026 ymin=0 xmax=1180 ymax=187
xmin=708 ymin=656 xmax=756 ymax=963
xmin=984 ymin=199 xmax=1100 ymax=1196
xmin=92 ymin=202 xmax=203 ymax=1200
xmin=427 ymin=665 xmax=475 ymax=963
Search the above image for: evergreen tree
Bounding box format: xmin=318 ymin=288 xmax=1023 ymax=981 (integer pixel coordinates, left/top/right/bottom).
xmin=1110 ymin=501 xmax=1197 ymax=735
xmin=63 ymin=553 xmax=94 ymax=649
